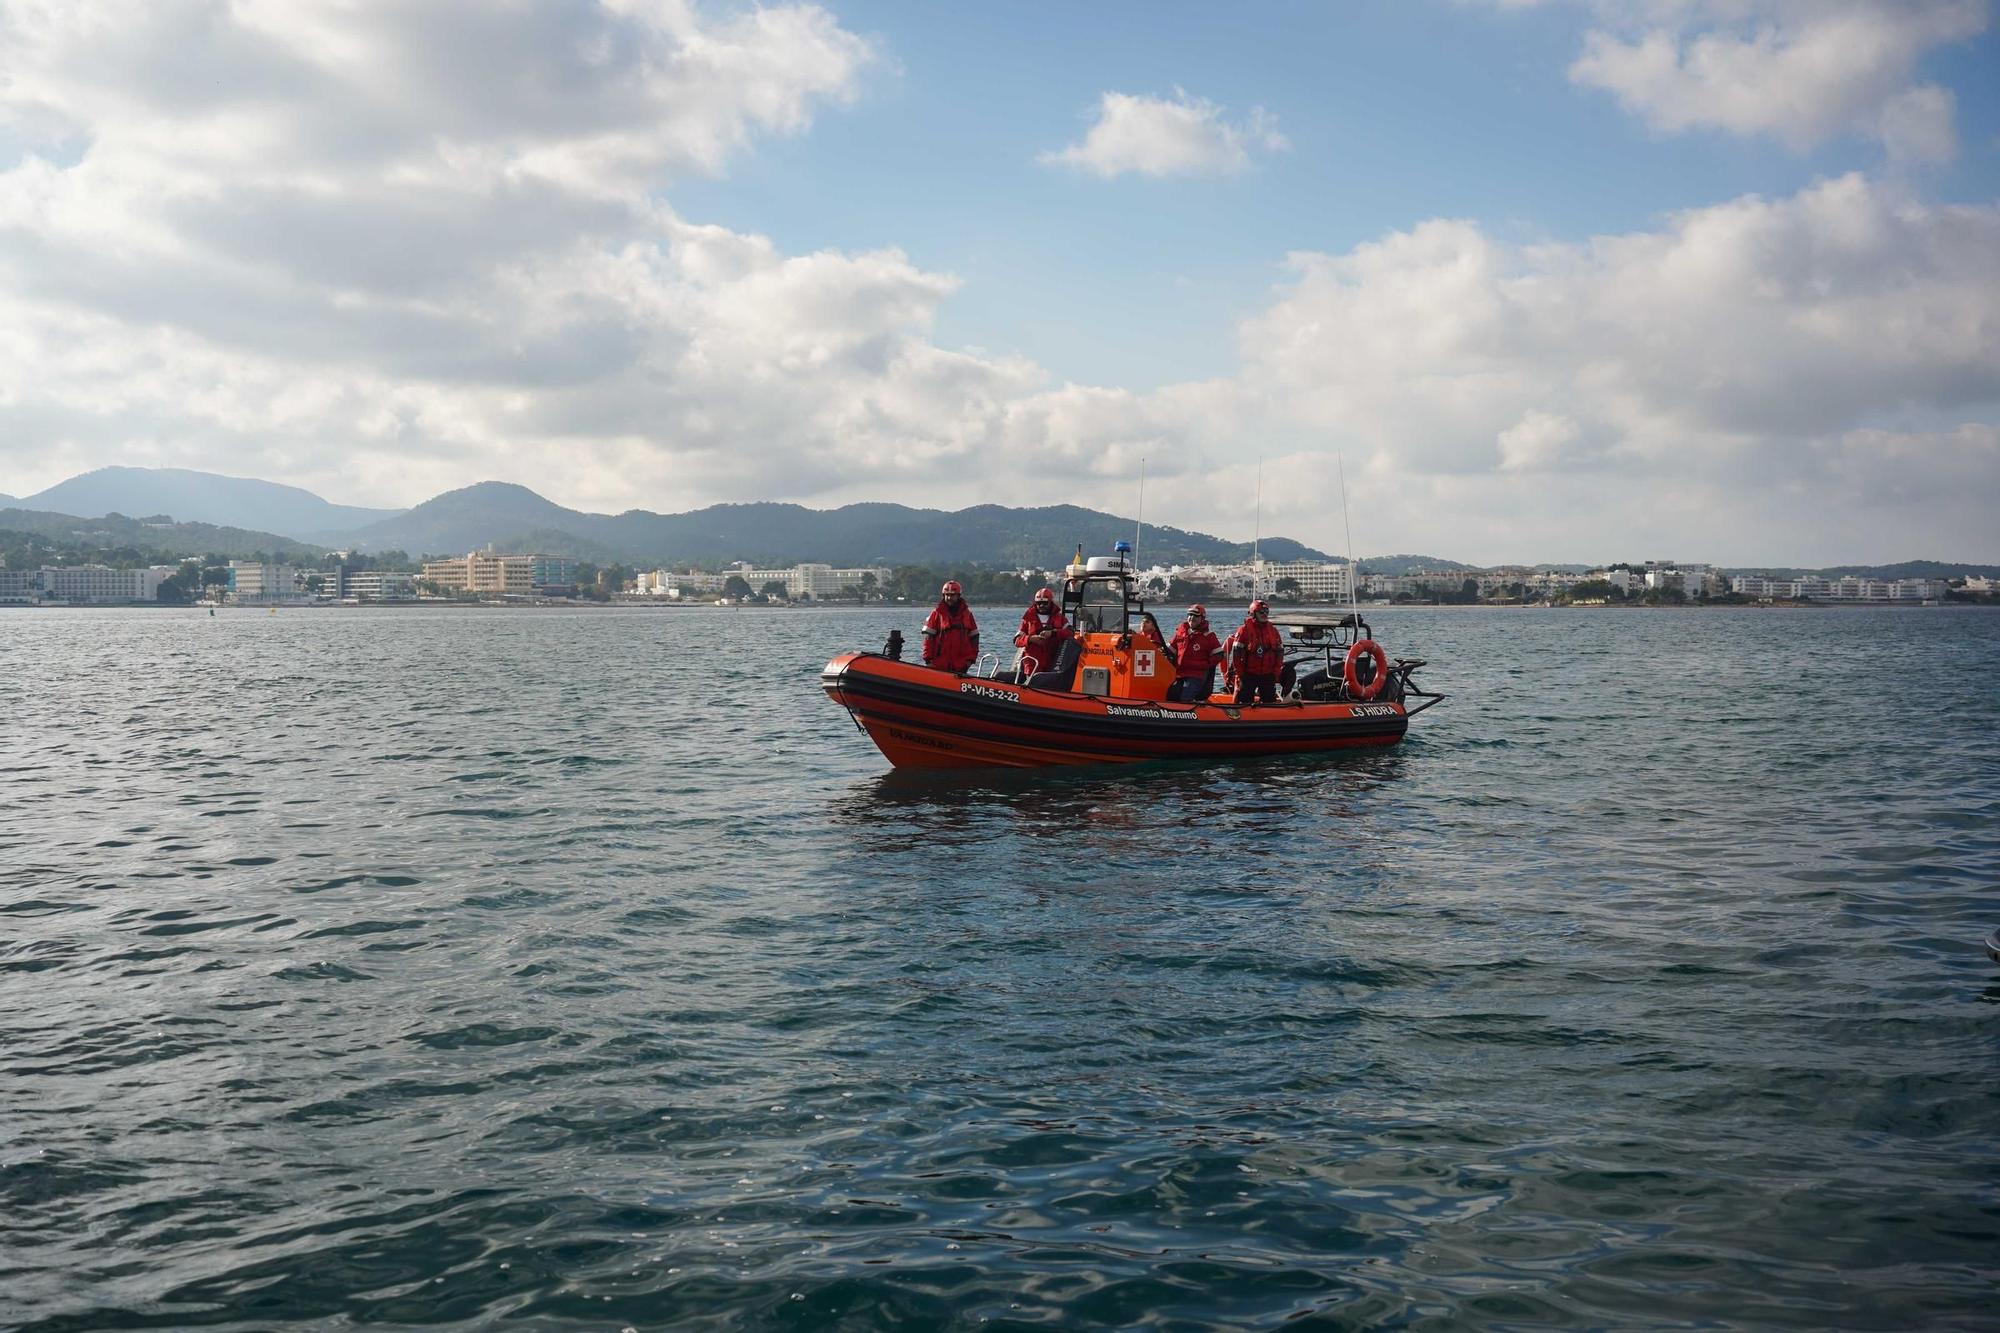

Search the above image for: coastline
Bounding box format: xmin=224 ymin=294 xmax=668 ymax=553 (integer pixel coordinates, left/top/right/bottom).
xmin=5 ymin=599 xmax=1990 ymax=613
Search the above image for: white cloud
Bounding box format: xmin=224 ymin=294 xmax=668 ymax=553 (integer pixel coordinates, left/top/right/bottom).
xmin=1871 ymin=85 xmax=1959 ymax=166
xmin=0 ymin=0 xmax=875 ymax=194
xmin=1498 ymin=411 xmax=1584 ymax=471
xmin=1219 ymin=172 xmax=2000 ymax=560
xmin=1816 ymin=423 xmax=2000 ymax=509
xmin=751 ymin=157 xmax=2000 ymax=561
xmin=0 ymin=0 xmax=902 ymax=507
xmin=1040 ymin=89 xmax=1287 ymax=179
xmin=1565 ymin=0 xmax=1987 ymax=162
xmin=0 ymin=3 xmax=1995 ymax=564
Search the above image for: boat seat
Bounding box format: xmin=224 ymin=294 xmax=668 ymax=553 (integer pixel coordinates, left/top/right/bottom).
xmin=1024 ymin=637 xmax=1082 ymax=691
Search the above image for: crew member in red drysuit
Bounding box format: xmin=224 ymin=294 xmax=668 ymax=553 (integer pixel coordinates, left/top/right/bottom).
xmin=1227 ymin=599 xmax=1284 ymax=704
xmin=1013 ymin=586 xmax=1072 ymax=677
xmin=921 ymin=580 xmax=980 ymax=674
xmin=1167 ymin=604 xmax=1224 ymax=702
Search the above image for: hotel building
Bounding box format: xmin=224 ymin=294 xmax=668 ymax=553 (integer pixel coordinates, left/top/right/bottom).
xmin=419 ymin=552 xmax=534 ymax=596
xmin=226 ymin=561 xmax=319 ymax=603
xmin=1731 ymin=575 xmax=1941 ymax=602
xmin=529 ymin=555 xmax=579 ymax=592
xmin=2 ymin=565 xmax=170 ymax=604
xmin=418 ymin=552 xmax=582 ymax=596
xmin=0 ymin=568 xmax=43 ymax=603
xmin=1257 ymin=559 xmax=1356 ymax=601
xmin=722 ymin=563 xmax=891 ymax=598
xmin=342 ymin=571 xmax=418 ymax=601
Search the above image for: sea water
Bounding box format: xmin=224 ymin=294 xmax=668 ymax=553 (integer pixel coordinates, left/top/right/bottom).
xmin=2 ymin=605 xmax=1996 ymax=1329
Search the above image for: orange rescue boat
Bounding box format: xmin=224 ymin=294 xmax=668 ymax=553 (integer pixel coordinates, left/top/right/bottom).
xmin=822 ymin=547 xmax=1441 ymax=769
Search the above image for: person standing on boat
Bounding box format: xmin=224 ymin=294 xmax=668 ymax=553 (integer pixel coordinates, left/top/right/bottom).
xmin=922 ymin=581 xmax=980 ymax=674
xmin=1013 ymin=587 xmax=1071 ymax=676
xmin=1228 ymin=599 xmax=1284 ymax=704
xmin=1167 ymin=604 xmax=1223 ymax=702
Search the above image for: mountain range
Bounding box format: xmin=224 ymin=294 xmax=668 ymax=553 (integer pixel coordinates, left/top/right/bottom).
xmin=9 ymin=467 xmax=1990 ymax=577
xmin=334 ymin=482 xmax=1333 ymax=567
xmin=0 ymin=506 xmax=324 ymax=562
xmin=15 ymin=467 xmax=399 ymax=543
xmin=5 ymin=467 xmax=1334 ymax=568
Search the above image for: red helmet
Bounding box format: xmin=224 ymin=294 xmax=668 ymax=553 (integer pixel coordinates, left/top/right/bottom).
xmin=1034 ymin=586 xmax=1056 ymax=605
xmin=1248 ymin=598 xmax=1270 ymax=615
xmin=941 ymin=580 xmax=962 ymax=597
xmin=1186 ymin=604 xmax=1207 ymax=618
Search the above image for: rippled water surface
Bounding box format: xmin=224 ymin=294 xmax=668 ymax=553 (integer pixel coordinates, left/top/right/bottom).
xmin=3 ymin=604 xmax=1997 ymax=1331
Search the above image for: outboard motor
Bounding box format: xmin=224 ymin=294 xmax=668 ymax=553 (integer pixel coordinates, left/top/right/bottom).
xmin=882 ymin=628 xmax=904 ymax=660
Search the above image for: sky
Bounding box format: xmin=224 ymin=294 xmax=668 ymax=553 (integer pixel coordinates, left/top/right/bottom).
xmin=1 ymin=0 xmax=1996 ymax=565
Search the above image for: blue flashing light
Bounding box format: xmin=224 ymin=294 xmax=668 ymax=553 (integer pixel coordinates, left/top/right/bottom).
xmin=1114 ymin=540 xmax=1132 ymax=553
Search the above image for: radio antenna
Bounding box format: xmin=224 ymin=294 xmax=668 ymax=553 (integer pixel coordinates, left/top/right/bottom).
xmin=1252 ymin=456 xmax=1264 ymax=600
xmin=1134 ymin=456 xmax=1146 ymax=570
xmin=1338 ymin=454 xmax=1359 ymax=621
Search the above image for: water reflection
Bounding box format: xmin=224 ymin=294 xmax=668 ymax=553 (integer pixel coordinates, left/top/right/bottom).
xmin=847 ymin=748 xmax=1409 ymax=817
xmin=828 ymin=753 xmax=1416 ymax=899
xmin=7 ymin=607 xmax=1997 ymax=1331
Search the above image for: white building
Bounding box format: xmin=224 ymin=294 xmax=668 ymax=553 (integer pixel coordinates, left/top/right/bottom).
xmin=0 ymin=568 xmax=44 ymax=603
xmin=41 ymin=565 xmax=166 ymax=604
xmin=730 ymin=565 xmax=795 ymax=595
xmin=675 ymin=571 xmax=727 ymax=596
xmin=1171 ymin=564 xmax=1258 ymax=598
xmin=1670 ymin=563 xmax=1726 ymax=597
xmin=1731 ymin=575 xmax=1942 ymax=602
xmin=342 ymin=571 xmax=416 ymax=601
xmin=789 ymin=563 xmax=890 ymax=597
xmin=632 ymin=570 xmax=726 ymax=597
xmin=1732 ymin=575 xmax=1798 ymax=599
xmin=1528 ymin=570 xmax=1582 ymax=596
xmin=725 ymin=563 xmax=889 ymax=599
xmin=227 ymin=561 xmax=318 ymax=603
xmin=1855 ymin=577 xmax=1939 ymax=601
xmin=1259 ymin=559 xmax=1355 ymax=601
xmin=1362 ymin=571 xmax=1471 ymax=599
xmin=1598 ymin=569 xmax=1637 ymax=595
xmin=637 ymin=567 xmax=882 ymax=599
xmin=1470 ymin=567 xmax=1540 ymax=598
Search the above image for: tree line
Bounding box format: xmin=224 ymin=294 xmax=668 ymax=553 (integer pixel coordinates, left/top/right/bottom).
xmin=726 ymin=565 xmax=1235 ymax=607
xmin=0 ymin=531 xmax=439 ymax=603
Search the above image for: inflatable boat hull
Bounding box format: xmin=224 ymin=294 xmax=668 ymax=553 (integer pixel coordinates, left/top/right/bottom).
xmin=821 ymin=653 xmax=1408 ymax=769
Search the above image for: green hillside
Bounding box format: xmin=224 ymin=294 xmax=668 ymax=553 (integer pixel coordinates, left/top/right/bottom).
xmin=0 ymin=509 xmax=324 ymax=565
xmin=338 ymin=483 xmax=1334 ymax=566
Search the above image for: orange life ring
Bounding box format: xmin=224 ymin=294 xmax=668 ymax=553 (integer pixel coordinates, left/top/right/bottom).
xmin=1343 ymin=639 xmax=1390 ymax=701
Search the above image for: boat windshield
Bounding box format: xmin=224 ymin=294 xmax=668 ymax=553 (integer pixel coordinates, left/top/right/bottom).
xmin=1072 ymin=576 xmax=1130 ymax=633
